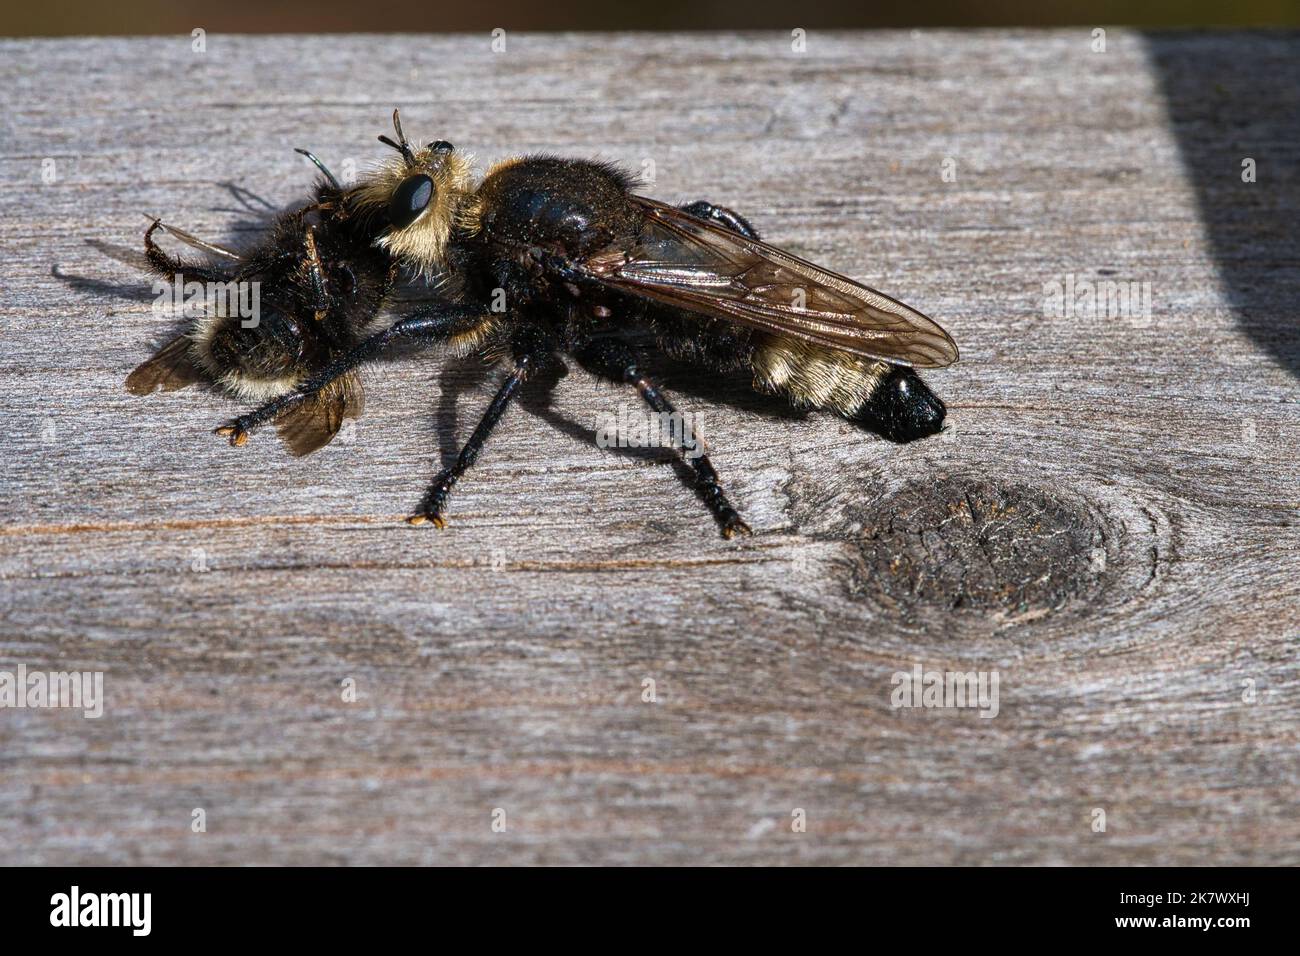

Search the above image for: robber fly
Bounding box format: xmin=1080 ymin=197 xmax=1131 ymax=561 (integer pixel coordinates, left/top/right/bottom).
xmin=126 ymin=146 xmax=402 ymax=454
xmin=194 ymin=111 xmax=959 ymax=537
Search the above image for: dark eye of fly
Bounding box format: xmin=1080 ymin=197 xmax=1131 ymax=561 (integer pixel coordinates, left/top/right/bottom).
xmin=388 ymin=174 xmax=434 ymax=229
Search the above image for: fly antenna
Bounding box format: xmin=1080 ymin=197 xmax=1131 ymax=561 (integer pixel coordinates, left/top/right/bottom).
xmin=378 ymin=108 xmax=416 ymax=164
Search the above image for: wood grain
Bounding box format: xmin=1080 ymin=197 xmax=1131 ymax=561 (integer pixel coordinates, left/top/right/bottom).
xmin=0 ymin=29 xmax=1296 ymax=865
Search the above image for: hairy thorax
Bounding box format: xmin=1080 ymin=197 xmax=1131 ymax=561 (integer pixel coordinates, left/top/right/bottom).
xmin=475 ymin=157 xmax=644 ymax=260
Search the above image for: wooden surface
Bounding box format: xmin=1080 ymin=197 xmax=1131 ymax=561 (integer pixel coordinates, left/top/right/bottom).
xmin=1 ymin=30 xmax=1297 ymax=865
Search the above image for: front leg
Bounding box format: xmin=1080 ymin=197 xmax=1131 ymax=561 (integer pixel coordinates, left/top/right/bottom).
xmin=406 ymin=352 xmax=540 ymax=529
xmin=215 ymin=301 xmax=485 ymax=445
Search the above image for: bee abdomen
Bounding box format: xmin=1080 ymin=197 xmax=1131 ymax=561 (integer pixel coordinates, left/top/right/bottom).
xmin=192 ymin=310 xmax=308 ymax=401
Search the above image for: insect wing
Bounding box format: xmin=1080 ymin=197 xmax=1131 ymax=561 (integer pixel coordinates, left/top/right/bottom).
xmin=273 ymin=371 xmax=366 ymax=457
xmin=585 ymin=197 xmax=958 ymax=368
xmin=125 ymin=334 xmax=204 ymax=395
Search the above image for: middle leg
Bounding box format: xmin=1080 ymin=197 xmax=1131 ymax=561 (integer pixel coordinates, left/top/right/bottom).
xmin=406 ymin=352 xmax=540 ymax=529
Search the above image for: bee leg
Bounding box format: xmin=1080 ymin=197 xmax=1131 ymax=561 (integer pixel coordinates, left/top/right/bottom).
xmin=142 ymin=219 xmax=233 ymax=284
xmin=303 ymin=224 xmax=329 ymax=321
xmin=678 ymin=200 xmax=761 ymax=241
xmin=214 ymin=302 xmax=484 ymax=445
xmin=573 ymin=338 xmax=752 ymax=539
xmin=406 ymin=353 xmax=539 ymax=529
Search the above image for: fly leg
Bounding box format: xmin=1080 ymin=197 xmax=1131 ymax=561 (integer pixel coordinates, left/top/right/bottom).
xmin=406 ymin=352 xmax=540 ymax=529
xmin=572 ymin=336 xmax=751 ymax=539
xmin=678 ymin=200 xmax=761 ymax=240
xmin=214 ymin=302 xmax=486 ymax=445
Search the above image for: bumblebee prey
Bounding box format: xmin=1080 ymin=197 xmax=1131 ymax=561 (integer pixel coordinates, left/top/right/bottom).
xmin=144 ymin=110 xmax=959 ymax=537
xmin=126 ymin=145 xmax=407 ymax=454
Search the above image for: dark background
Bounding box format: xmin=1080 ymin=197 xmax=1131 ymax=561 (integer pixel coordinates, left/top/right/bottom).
xmin=7 ymin=0 xmax=1300 ymax=35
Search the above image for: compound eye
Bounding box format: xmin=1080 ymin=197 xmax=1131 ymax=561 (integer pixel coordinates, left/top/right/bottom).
xmin=388 ymin=173 xmax=434 ymax=229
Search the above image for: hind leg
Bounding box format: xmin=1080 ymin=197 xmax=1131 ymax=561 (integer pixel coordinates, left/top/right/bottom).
xmin=573 ymin=335 xmax=751 ymax=539
xmin=679 ymin=200 xmax=761 ymax=240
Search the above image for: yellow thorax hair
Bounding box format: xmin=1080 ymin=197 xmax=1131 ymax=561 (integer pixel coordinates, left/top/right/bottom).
xmin=348 ymin=111 xmax=481 ymax=277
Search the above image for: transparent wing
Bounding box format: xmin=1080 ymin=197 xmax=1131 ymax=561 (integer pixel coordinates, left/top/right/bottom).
xmin=583 ymin=197 xmax=958 ymax=368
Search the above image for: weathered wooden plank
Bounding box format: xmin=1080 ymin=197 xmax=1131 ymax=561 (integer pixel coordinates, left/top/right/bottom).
xmin=0 ymin=30 xmax=1296 ymax=865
